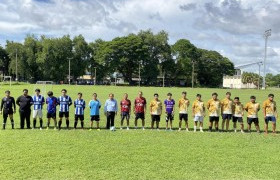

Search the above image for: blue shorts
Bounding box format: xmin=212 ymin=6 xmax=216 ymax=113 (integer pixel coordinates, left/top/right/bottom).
xmin=265 ymin=116 xmax=276 ymax=124
xmin=222 ymin=114 xmax=232 ymax=120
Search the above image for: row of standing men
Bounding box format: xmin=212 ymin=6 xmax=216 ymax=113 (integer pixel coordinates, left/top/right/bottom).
xmin=0 ymin=89 xmax=277 ymax=134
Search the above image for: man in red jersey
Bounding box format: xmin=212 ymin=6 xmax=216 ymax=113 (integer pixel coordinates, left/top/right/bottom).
xmin=120 ymin=93 xmax=131 ymax=130
xmin=134 ymin=91 xmax=147 ymax=130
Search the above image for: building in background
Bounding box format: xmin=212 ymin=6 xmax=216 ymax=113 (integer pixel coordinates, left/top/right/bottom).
xmin=223 ymin=69 xmax=257 ymax=89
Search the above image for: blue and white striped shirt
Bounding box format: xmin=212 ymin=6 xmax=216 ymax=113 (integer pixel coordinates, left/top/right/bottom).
xmin=74 ymin=99 xmax=86 ymax=115
xmin=32 ymin=95 xmax=45 ymax=110
xmin=57 ymin=95 xmax=72 ymax=112
xmin=104 ymin=99 xmax=118 ymax=112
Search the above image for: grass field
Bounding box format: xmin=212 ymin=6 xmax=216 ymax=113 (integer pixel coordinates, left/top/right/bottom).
xmin=0 ymin=85 xmax=280 ymax=180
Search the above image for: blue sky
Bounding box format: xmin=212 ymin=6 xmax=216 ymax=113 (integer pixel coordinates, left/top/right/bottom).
xmin=0 ymin=0 xmax=279 ymax=74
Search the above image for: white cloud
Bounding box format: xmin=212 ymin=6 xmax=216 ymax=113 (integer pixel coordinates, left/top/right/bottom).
xmin=0 ymin=0 xmax=279 ymax=74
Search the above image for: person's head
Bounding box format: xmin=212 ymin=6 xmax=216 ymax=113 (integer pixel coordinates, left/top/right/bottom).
xmin=154 ymin=93 xmax=159 ymax=100
xmin=268 ymin=94 xmax=274 ymax=101
xmin=47 ymin=91 xmax=53 ymax=97
xmin=167 ymin=93 xmax=172 ymax=99
xmin=138 ymin=91 xmax=143 ymax=98
xmin=5 ymin=90 xmax=10 ymax=97
xmin=109 ymin=93 xmax=114 ymax=100
xmin=61 ymin=89 xmax=67 ymax=96
xmin=212 ymin=92 xmax=218 ymax=100
xmin=196 ymin=94 xmax=201 ymax=101
xmin=92 ymin=93 xmax=97 ymax=100
xmin=250 ymin=96 xmax=256 ymax=103
xmin=226 ymin=92 xmax=231 ymax=99
xmin=182 ymin=91 xmax=187 ymax=98
xmin=35 ymin=89 xmax=40 ymax=96
xmin=123 ymin=93 xmax=128 ymax=99
xmin=23 ymin=89 xmax=28 ymax=96
xmin=234 ymin=97 xmax=240 ymax=104
xmin=77 ymin=92 xmax=82 ymax=99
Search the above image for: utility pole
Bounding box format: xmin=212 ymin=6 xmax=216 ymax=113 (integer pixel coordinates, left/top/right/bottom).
xmin=262 ymin=29 xmax=271 ymax=89
xmin=15 ymin=48 xmax=18 ymax=81
xmin=162 ymin=71 xmax=165 ymax=87
xmin=94 ymin=67 xmax=97 ymax=85
xmin=68 ymin=58 xmax=71 ymax=85
xmin=191 ymin=60 xmax=194 ymax=88
xmin=258 ymin=62 xmax=262 ymax=90
xmin=138 ymin=61 xmax=141 ymax=87
xmin=115 ymin=69 xmax=117 ymax=86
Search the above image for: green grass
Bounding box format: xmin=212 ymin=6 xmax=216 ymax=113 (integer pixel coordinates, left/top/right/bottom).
xmin=0 ymin=85 xmax=280 ymax=179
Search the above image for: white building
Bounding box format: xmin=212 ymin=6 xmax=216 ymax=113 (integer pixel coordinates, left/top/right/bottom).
xmin=223 ymin=69 xmax=257 ymax=89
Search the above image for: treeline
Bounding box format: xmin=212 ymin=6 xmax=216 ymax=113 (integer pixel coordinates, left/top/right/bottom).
xmin=0 ymin=30 xmax=234 ymax=87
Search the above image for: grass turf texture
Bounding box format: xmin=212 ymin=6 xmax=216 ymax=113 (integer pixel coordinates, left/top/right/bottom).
xmin=0 ymin=85 xmax=280 ymax=180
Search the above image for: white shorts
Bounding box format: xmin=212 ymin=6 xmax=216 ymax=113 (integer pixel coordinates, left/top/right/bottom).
xmin=194 ymin=116 xmax=204 ymax=122
xmin=33 ymin=109 xmax=43 ymax=119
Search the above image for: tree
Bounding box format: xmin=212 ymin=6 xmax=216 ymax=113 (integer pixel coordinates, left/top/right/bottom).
xmin=0 ymin=46 xmax=10 ymax=76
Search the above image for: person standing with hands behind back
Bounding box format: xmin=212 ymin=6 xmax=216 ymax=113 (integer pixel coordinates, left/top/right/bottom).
xmin=104 ymin=93 xmax=118 ymax=130
xmin=16 ymin=89 xmax=33 ymax=129
xmin=0 ymin=90 xmax=16 ymax=129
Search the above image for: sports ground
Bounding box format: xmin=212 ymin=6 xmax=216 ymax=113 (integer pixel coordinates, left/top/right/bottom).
xmin=1 ymin=85 xmax=280 ymax=179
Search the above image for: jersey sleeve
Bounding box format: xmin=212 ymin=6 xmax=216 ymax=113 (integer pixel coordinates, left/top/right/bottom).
xmin=0 ymin=98 xmax=4 ymax=110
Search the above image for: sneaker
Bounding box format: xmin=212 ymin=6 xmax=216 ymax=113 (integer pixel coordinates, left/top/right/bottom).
xmin=234 ymin=129 xmax=237 ymax=133
xmin=157 ymin=128 xmax=160 ymax=131
xmin=97 ymin=129 xmax=101 ymax=131
xmin=169 ymin=128 xmax=173 ymax=131
xmin=40 ymin=128 xmax=42 ymax=130
xmin=54 ymin=127 xmax=57 ymax=130
xmin=135 ymin=127 xmax=138 ymax=130
xmin=127 ymin=127 xmax=129 ymax=130
xmin=200 ymin=129 xmax=204 ymax=132
xmin=120 ymin=127 xmax=123 ymax=130
xmin=178 ymin=128 xmax=181 ymax=131
xmin=194 ymin=129 xmax=197 ymax=132
xmin=46 ymin=127 xmax=49 ymax=130
xmin=241 ymin=130 xmax=244 ymax=133
xmin=186 ymin=128 xmax=189 ymax=132
xmin=142 ymin=127 xmax=145 ymax=130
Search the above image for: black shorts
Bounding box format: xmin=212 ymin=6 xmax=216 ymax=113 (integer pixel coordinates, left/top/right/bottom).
xmin=59 ymin=112 xmax=69 ymax=118
xmin=135 ymin=113 xmax=145 ymax=120
xmin=151 ymin=115 xmax=161 ymax=122
xmin=247 ymin=118 xmax=259 ymax=125
xmin=3 ymin=109 xmax=13 ymax=118
xmin=166 ymin=113 xmax=174 ymax=122
xmin=75 ymin=115 xmax=84 ymax=121
xmin=179 ymin=113 xmax=188 ymax=121
xmin=47 ymin=112 xmax=56 ymax=119
xmin=232 ymin=116 xmax=243 ymax=123
xmin=121 ymin=112 xmax=130 ymax=120
xmin=222 ymin=114 xmax=232 ymax=120
xmin=91 ymin=115 xmax=100 ymax=121
xmin=209 ymin=116 xmax=219 ymax=122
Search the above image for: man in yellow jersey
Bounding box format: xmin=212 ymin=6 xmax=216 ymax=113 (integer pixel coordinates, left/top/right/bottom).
xmin=150 ymin=93 xmax=162 ymax=130
xmin=221 ymin=92 xmax=233 ymax=132
xmin=232 ymin=97 xmax=244 ymax=133
xmin=192 ymin=94 xmax=205 ymax=132
xmin=178 ymin=91 xmax=190 ymax=131
xmin=263 ymin=94 xmax=277 ymax=134
xmin=244 ymin=96 xmax=260 ymax=133
xmin=207 ymin=92 xmax=221 ymax=132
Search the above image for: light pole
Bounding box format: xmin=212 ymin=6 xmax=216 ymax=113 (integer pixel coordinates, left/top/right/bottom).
xmin=15 ymin=48 xmax=18 ymax=81
xmin=94 ymin=67 xmax=97 ymax=85
xmin=191 ymin=60 xmax=195 ymax=88
xmin=262 ymin=29 xmax=271 ymax=89
xmin=258 ymin=61 xmax=263 ymax=90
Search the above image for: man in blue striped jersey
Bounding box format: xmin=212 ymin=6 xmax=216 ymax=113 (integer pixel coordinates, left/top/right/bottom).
xmin=32 ymin=89 xmax=45 ymax=130
xmin=57 ymin=89 xmax=72 ymax=130
xmin=74 ymin=92 xmax=86 ymax=129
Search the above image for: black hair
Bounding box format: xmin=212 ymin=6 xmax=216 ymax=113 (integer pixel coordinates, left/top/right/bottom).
xmin=182 ymin=91 xmax=187 ymax=95
xmin=154 ymin=93 xmax=159 ymax=97
xmin=35 ymin=89 xmax=40 ymax=92
xmin=47 ymin=91 xmax=53 ymax=97
xmin=61 ymin=89 xmax=67 ymax=92
xmin=226 ymin=92 xmax=231 ymax=95
xmin=23 ymin=89 xmax=28 ymax=92
xmin=234 ymin=97 xmax=239 ymax=100
xmin=167 ymin=93 xmax=172 ymax=96
xmin=93 ymin=93 xmax=97 ymax=96
xmin=268 ymin=94 xmax=274 ymax=98
xmin=196 ymin=94 xmax=201 ymax=97
xmin=77 ymin=92 xmax=82 ymax=96
xmin=212 ymin=92 xmax=218 ymax=96
xmin=5 ymin=90 xmax=10 ymax=94
xmin=250 ymin=96 xmax=256 ymax=99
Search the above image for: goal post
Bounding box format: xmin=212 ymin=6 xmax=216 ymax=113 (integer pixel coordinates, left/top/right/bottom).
xmin=34 ymin=81 xmax=54 ymax=97
xmin=1 ymin=76 xmax=12 ymax=86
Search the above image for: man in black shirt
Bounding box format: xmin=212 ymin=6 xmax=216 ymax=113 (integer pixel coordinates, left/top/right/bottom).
xmin=0 ymin=90 xmax=16 ymax=129
xmin=16 ymin=89 xmax=33 ymax=129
